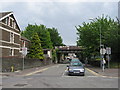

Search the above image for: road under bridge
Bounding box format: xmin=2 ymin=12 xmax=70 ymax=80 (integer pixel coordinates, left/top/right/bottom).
xmin=55 ymin=46 xmax=84 ymax=63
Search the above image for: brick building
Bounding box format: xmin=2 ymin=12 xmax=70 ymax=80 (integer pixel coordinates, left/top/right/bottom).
xmin=0 ymin=11 xmax=50 ymax=58
xmin=0 ymin=11 xmax=28 ymax=57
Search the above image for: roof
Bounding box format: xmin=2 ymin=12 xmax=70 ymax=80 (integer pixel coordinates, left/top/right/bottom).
xmin=21 ymin=36 xmax=30 ymax=42
xmin=43 ymin=49 xmax=52 ymax=51
xmin=0 ymin=11 xmax=13 ymax=20
xmin=0 ymin=11 xmax=21 ymax=32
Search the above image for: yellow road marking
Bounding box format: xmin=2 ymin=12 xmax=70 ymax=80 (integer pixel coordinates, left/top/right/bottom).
xmin=86 ymin=68 xmax=102 ymax=76
xmin=86 ymin=68 xmax=119 ymax=78
xmin=24 ymin=68 xmax=48 ymax=76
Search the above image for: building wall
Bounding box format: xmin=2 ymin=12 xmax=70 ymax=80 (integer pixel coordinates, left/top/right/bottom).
xmin=1 ymin=22 xmax=20 ymax=34
xmin=2 ymin=43 xmax=19 ymax=48
xmin=14 ymin=49 xmax=20 ymax=56
xmin=0 ymin=47 xmax=21 ymax=57
xmin=0 ymin=14 xmax=21 ymax=57
xmin=2 ymin=29 xmax=10 ymax=42
xmin=20 ymin=39 xmax=30 ymax=50
xmin=1 ymin=48 xmax=10 ymax=57
xmin=14 ymin=34 xmax=20 ymax=44
xmin=0 ymin=22 xmax=2 ymax=71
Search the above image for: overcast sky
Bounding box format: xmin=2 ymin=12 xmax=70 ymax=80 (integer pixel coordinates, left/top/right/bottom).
xmin=0 ymin=0 xmax=119 ymax=45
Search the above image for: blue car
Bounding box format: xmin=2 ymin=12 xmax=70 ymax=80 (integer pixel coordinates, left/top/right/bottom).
xmin=67 ymin=60 xmax=85 ymax=76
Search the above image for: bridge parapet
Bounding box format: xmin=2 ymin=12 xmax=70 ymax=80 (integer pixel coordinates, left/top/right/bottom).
xmin=55 ymin=46 xmax=83 ymax=53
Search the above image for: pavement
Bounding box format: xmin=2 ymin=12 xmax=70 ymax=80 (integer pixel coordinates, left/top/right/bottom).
xmin=86 ymin=64 xmax=119 ymax=78
xmin=0 ymin=64 xmax=119 ymax=78
xmin=0 ymin=64 xmax=56 ymax=77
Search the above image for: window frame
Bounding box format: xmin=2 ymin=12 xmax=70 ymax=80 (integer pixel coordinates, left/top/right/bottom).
xmin=10 ymin=32 xmax=14 ymax=43
xmin=9 ymin=49 xmax=14 ymax=56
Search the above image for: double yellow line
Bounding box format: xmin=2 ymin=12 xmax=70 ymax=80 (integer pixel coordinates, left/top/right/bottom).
xmin=86 ymin=68 xmax=102 ymax=76
xmin=86 ymin=68 xmax=118 ymax=78
xmin=24 ymin=68 xmax=48 ymax=76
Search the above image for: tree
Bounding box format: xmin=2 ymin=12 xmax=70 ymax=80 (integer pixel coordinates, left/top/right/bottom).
xmin=27 ymin=33 xmax=44 ymax=59
xmin=21 ymin=24 xmax=36 ymax=41
xmin=76 ymin=15 xmax=119 ymax=61
xmin=47 ymin=28 xmax=64 ymax=47
xmin=21 ymin=24 xmax=53 ymax=49
xmin=37 ymin=25 xmax=53 ymax=49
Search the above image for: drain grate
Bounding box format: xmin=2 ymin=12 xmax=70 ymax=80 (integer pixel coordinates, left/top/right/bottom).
xmin=14 ymin=83 xmax=27 ymax=87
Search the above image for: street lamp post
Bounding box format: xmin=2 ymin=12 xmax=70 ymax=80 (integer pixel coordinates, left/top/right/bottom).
xmin=99 ymin=22 xmax=102 ymax=68
xmin=89 ymin=18 xmax=104 ymax=71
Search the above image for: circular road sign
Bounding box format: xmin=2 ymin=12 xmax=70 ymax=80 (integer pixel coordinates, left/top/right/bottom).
xmin=22 ymin=47 xmax=27 ymax=56
xmin=100 ymin=48 xmax=106 ymax=55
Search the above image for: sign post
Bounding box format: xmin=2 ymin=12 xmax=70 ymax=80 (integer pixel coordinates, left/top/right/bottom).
xmin=22 ymin=47 xmax=27 ymax=70
xmin=106 ymin=47 xmax=111 ymax=68
xmin=100 ymin=48 xmax=106 ymax=72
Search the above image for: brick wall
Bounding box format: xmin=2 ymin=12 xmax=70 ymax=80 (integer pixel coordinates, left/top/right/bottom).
xmin=1 ymin=57 xmax=52 ymax=72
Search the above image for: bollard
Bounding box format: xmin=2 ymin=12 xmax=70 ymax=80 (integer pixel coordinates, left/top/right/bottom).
xmin=11 ymin=66 xmax=14 ymax=72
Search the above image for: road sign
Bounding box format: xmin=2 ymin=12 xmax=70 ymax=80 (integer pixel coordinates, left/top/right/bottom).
xmin=106 ymin=47 xmax=111 ymax=68
xmin=22 ymin=47 xmax=27 ymax=56
xmin=106 ymin=47 xmax=111 ymax=54
xmin=100 ymin=48 xmax=106 ymax=55
xmin=22 ymin=47 xmax=27 ymax=70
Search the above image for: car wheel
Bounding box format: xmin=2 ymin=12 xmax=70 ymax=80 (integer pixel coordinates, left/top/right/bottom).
xmin=68 ymin=73 xmax=71 ymax=76
xmin=81 ymin=73 xmax=85 ymax=76
xmin=82 ymin=73 xmax=85 ymax=76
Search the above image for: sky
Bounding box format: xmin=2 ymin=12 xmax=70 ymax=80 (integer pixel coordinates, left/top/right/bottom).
xmin=0 ymin=0 xmax=119 ymax=45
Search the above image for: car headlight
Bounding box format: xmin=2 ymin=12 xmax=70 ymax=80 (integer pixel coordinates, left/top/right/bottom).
xmin=80 ymin=69 xmax=84 ymax=72
xmin=69 ymin=69 xmax=73 ymax=71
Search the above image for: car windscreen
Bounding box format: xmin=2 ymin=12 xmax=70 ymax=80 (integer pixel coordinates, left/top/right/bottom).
xmin=71 ymin=59 xmax=79 ymax=62
xmin=70 ymin=62 xmax=82 ymax=66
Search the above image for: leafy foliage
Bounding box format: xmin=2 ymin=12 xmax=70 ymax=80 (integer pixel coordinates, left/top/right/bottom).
xmin=47 ymin=28 xmax=64 ymax=47
xmin=21 ymin=24 xmax=65 ymax=49
xmin=27 ymin=33 xmax=44 ymax=59
xmin=76 ymin=15 xmax=119 ymax=61
xmin=21 ymin=24 xmax=53 ymax=49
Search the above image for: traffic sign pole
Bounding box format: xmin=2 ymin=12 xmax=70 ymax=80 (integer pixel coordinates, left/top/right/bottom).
xmin=23 ymin=56 xmax=24 ymax=70
xmin=100 ymin=48 xmax=106 ymax=72
xmin=21 ymin=47 xmax=27 ymax=70
xmin=106 ymin=47 xmax=111 ymax=68
xmin=108 ymin=55 xmax=110 ymax=68
xmin=102 ymin=60 xmax=104 ymax=72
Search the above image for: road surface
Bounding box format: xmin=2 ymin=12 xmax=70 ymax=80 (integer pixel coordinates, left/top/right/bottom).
xmin=2 ymin=64 xmax=118 ymax=88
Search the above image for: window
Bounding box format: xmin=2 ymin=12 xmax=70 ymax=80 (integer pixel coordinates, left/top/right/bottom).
xmin=12 ymin=21 xmax=14 ymax=28
xmin=44 ymin=51 xmax=47 ymax=54
xmin=70 ymin=62 xmax=82 ymax=66
xmin=5 ymin=17 xmax=9 ymax=25
xmin=10 ymin=32 xmax=14 ymax=43
xmin=10 ymin=19 xmax=13 ymax=27
xmin=14 ymin=22 xmax=16 ymax=29
xmin=9 ymin=49 xmax=14 ymax=56
xmin=22 ymin=40 xmax=25 ymax=47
